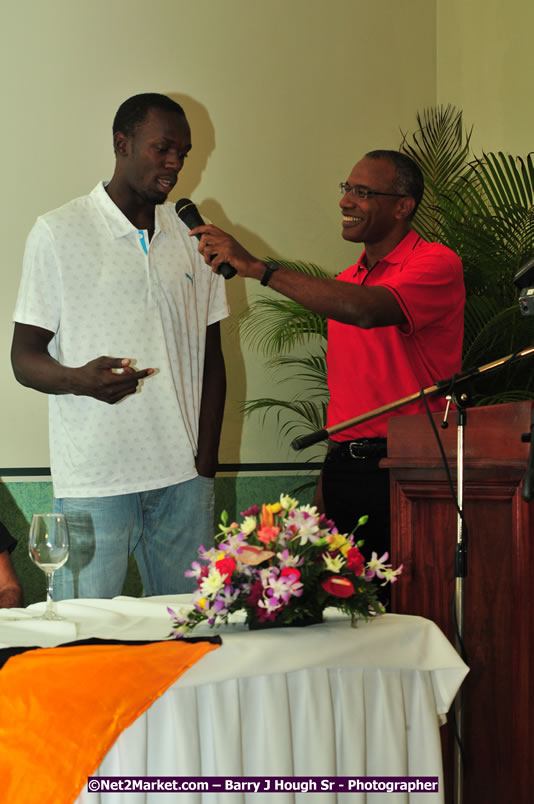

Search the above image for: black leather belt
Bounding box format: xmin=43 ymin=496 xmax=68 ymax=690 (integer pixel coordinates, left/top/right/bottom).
xmin=326 ymin=438 xmax=387 ymax=461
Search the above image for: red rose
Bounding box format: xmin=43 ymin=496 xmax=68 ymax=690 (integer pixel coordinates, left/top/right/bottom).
xmin=215 ymin=556 xmax=237 ymax=584
xmin=321 ymin=575 xmax=355 ymax=598
xmin=346 ymin=547 xmax=365 ymax=576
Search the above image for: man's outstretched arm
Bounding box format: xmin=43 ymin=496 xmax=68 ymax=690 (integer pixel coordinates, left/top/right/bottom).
xmin=190 ymin=225 xmax=406 ymax=329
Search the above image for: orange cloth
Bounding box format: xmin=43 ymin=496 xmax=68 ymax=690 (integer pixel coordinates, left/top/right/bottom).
xmin=0 ymin=640 xmax=219 ymax=804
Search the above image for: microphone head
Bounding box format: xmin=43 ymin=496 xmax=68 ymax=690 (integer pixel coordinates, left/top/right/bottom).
xmin=175 ymin=198 xmax=193 ymax=216
xmin=175 ymin=197 xmax=237 ymax=280
xmin=175 ymin=198 xmax=205 ymax=231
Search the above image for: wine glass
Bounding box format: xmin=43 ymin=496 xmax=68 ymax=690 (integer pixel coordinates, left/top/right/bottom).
xmin=28 ymin=513 xmax=70 ymax=620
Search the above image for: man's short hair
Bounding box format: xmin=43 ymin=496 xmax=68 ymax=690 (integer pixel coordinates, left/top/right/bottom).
xmin=112 ymin=93 xmax=186 ymax=139
xmin=365 ymin=149 xmax=424 ymax=216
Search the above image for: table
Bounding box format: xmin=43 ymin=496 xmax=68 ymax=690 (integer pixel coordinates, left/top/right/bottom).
xmin=0 ymin=597 xmax=468 ymax=803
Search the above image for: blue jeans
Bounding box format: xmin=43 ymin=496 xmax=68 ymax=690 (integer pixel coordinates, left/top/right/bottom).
xmin=52 ymin=476 xmax=214 ymax=600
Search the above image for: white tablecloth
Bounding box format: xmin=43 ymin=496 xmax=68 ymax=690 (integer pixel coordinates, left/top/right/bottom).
xmin=0 ymin=597 xmax=468 ymax=804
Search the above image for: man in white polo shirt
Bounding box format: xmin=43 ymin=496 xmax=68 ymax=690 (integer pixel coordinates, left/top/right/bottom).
xmin=11 ymin=93 xmax=228 ymax=599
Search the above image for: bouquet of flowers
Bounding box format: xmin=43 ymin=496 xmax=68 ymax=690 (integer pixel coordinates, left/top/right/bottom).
xmin=168 ymin=494 xmax=403 ymax=637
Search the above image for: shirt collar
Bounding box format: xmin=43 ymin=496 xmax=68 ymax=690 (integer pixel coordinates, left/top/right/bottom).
xmin=355 ymin=229 xmax=421 ymax=273
xmin=90 ymin=181 xmax=170 ymax=238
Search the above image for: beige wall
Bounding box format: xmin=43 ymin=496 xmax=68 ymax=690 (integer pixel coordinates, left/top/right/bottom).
xmin=437 ymin=0 xmax=534 ymax=154
xmin=1 ymin=0 xmax=437 ymax=469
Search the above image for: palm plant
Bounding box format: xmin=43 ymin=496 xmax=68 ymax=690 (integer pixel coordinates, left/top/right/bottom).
xmin=403 ymin=106 xmax=534 ymax=402
xmin=239 ymin=260 xmax=329 ymax=460
xmin=240 ymin=106 xmax=534 ymax=453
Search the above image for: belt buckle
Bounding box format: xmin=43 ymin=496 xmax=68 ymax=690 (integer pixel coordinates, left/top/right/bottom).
xmin=349 ymin=441 xmax=366 ymax=460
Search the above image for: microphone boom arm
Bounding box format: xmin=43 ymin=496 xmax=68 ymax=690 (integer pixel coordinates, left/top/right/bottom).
xmin=291 ymin=346 xmax=534 ymax=451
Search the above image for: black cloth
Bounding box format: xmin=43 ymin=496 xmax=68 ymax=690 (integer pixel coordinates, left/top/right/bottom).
xmin=0 ymin=522 xmax=16 ymax=555
xmin=0 ymin=636 xmax=223 ymax=671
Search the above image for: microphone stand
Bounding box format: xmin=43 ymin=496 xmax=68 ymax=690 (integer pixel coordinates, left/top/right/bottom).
xmin=451 ymin=395 xmax=467 ymax=804
xmin=291 ymin=346 xmax=534 ymax=804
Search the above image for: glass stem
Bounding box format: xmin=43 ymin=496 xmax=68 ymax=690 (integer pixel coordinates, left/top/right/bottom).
xmin=45 ymin=571 xmax=55 ymax=616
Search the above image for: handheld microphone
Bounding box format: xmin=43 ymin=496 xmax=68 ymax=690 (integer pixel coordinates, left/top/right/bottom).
xmin=175 ymin=198 xmax=237 ymax=279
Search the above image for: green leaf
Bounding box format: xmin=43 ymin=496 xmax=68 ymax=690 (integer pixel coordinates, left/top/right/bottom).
xmin=239 ymin=258 xmax=330 ymax=356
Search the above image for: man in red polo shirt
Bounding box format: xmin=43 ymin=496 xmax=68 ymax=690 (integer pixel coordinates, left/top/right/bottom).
xmin=191 ymin=150 xmax=465 ymax=562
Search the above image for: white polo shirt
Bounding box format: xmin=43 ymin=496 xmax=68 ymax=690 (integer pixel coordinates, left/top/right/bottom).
xmin=14 ymin=182 xmax=229 ymax=498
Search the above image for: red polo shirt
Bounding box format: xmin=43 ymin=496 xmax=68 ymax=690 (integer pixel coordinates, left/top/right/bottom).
xmin=326 ymin=230 xmax=465 ymax=440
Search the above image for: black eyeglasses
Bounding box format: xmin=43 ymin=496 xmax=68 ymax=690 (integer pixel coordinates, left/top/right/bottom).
xmin=339 ymin=182 xmax=408 ymax=200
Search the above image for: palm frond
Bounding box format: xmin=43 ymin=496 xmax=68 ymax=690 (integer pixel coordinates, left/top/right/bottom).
xmin=473 ymin=152 xmax=534 ymax=209
xmin=400 ymin=105 xmax=472 ymax=241
xmin=400 ymin=111 xmax=534 ymax=304
xmin=463 ymin=295 xmax=501 ymax=356
xmin=400 ymin=105 xmax=471 ymax=187
xmin=240 ymin=297 xmax=327 ymax=355
xmin=463 ymin=304 xmax=531 ymax=368
xmin=239 ymin=258 xmax=329 ymax=355
xmin=242 ymin=396 xmax=329 ymax=461
xmin=262 ymin=258 xmax=333 ymax=278
xmin=402 ymin=107 xmax=534 ymax=402
xmin=464 ymin=153 xmax=534 ymax=261
xmin=267 ymin=351 xmax=327 ymax=394
xmin=242 ymin=398 xmax=327 ymax=434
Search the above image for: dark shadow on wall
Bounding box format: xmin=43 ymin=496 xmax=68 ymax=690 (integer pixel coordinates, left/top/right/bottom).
xmin=162 ymin=92 xmax=295 ymax=521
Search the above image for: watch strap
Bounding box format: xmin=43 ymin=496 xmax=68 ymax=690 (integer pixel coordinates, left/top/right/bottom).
xmin=260 ymin=261 xmax=280 ymax=286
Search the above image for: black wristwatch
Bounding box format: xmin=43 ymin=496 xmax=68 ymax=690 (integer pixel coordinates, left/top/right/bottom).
xmin=260 ymin=261 xmax=280 ymax=286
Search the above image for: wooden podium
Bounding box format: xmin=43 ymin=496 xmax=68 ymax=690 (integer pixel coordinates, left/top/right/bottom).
xmin=384 ymin=400 xmax=533 ymax=804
